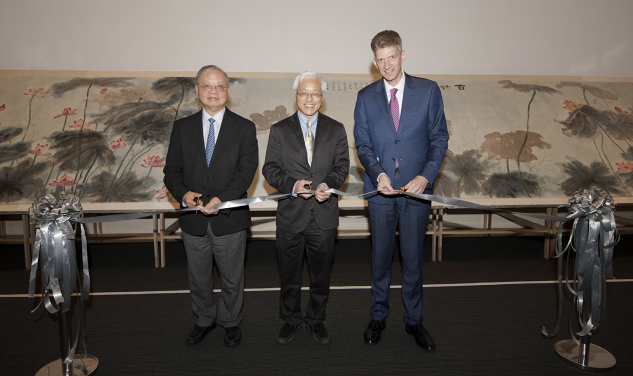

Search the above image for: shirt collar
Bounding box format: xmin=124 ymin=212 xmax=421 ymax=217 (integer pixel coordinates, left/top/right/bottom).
xmin=384 ymin=73 xmax=406 ymax=93
xmin=297 ymin=110 xmax=318 ymax=127
xmin=202 ymin=107 xmax=226 ymax=126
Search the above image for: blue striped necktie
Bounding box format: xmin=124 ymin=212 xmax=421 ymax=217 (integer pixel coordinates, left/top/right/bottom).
xmin=205 ymin=118 xmax=216 ymax=166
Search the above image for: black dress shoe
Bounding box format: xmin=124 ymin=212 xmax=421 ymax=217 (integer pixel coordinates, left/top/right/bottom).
xmin=307 ymin=323 xmax=331 ymax=345
xmin=276 ymin=323 xmax=301 ymax=345
xmin=364 ymin=320 xmax=386 ymax=345
xmin=224 ymin=326 xmax=242 ymax=347
xmin=405 ymin=323 xmax=436 ymax=352
xmin=186 ymin=323 xmax=216 ymax=345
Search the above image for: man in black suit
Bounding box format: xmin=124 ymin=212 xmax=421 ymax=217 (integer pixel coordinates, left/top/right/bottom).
xmin=164 ymin=65 xmax=258 ymax=347
xmin=263 ymin=72 xmax=349 ymax=345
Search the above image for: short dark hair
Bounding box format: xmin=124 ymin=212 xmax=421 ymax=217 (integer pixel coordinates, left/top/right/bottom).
xmin=370 ymin=30 xmax=402 ymax=55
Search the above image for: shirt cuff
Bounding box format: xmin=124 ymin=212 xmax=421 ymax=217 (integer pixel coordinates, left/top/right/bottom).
xmin=292 ymin=180 xmax=299 ymax=197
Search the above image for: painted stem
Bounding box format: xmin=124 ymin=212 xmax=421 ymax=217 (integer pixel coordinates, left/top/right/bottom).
xmin=71 ymin=84 xmax=93 ymax=194
xmin=104 ymin=133 xmax=141 ymax=201
xmin=121 ymin=144 xmax=156 ymax=181
xmin=600 ymin=132 xmax=631 ymax=194
xmin=477 ymin=178 xmax=492 ymax=198
xmin=456 ymin=175 xmax=463 ymax=198
xmin=592 ymin=139 xmax=607 ymax=166
xmin=174 ymin=81 xmax=184 ymax=121
xmin=21 ymin=95 xmax=35 ymax=142
xmin=516 ymin=90 xmax=536 ymax=198
xmin=595 ymin=122 xmax=626 ymax=153
xmin=45 ymin=161 xmax=55 ymax=187
xmin=18 ymin=155 xmax=37 ymax=180
xmin=61 ymin=115 xmax=68 ymax=131
xmin=12 ymin=95 xmax=35 ymax=167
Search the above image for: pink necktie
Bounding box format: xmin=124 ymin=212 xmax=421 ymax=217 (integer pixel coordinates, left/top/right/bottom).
xmin=390 ymin=88 xmax=400 ymax=168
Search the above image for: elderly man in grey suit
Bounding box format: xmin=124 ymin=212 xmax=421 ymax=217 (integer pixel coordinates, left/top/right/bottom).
xmin=164 ymin=65 xmax=258 ymax=347
xmin=263 ymin=72 xmax=349 ymax=345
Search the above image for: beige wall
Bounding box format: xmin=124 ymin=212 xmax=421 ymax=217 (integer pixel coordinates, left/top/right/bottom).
xmin=2 ymin=0 xmax=633 ymax=77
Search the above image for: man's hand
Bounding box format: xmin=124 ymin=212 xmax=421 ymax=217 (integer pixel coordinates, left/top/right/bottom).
xmin=295 ymin=179 xmax=314 ymax=199
xmin=403 ymin=175 xmax=429 ymax=194
xmin=314 ymin=184 xmax=331 ymax=202
xmin=184 ymin=191 xmax=202 ymax=208
xmin=201 ymin=197 xmax=221 ymax=215
xmin=377 ymin=174 xmax=398 ymax=195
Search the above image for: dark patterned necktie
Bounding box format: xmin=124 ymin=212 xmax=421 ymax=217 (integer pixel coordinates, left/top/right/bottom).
xmin=205 ymin=118 xmax=216 ymax=166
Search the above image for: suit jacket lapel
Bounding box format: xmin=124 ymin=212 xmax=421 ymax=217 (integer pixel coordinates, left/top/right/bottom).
xmin=313 ymin=112 xmax=327 ymax=160
xmin=400 ymin=73 xmax=417 ymax=131
xmin=191 ymin=110 xmax=206 ymax=166
xmin=289 ymin=112 xmax=309 ymax=165
xmin=373 ymin=79 xmax=397 ymax=137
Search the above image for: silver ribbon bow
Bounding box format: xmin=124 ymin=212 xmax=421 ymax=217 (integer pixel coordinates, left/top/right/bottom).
xmin=542 ymin=187 xmax=617 ymax=342
xmin=28 ymin=192 xmax=90 ymax=371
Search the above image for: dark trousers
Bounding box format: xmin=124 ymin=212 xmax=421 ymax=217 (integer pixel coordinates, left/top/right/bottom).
xmin=368 ymin=174 xmax=431 ymax=326
xmin=276 ymin=210 xmax=335 ymax=326
xmin=181 ymin=223 xmax=246 ymax=328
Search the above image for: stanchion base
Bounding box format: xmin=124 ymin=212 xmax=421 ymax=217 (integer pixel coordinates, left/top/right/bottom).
xmin=555 ymin=339 xmax=616 ymax=372
xmin=35 ymin=354 xmax=99 ymax=376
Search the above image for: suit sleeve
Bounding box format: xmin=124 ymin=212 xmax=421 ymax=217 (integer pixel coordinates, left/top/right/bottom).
xmin=419 ymin=83 xmax=449 ymax=185
xmin=321 ymin=124 xmax=350 ymax=190
xmin=262 ymin=124 xmax=297 ymax=194
xmin=163 ymin=123 xmax=189 ymax=204
xmin=216 ymin=121 xmax=258 ymax=203
xmin=353 ymin=92 xmax=385 ymax=188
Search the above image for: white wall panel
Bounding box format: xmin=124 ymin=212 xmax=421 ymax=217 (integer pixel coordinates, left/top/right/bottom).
xmin=1 ymin=0 xmax=632 ymax=77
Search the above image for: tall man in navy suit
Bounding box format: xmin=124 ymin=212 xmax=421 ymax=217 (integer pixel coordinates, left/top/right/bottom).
xmin=354 ymin=30 xmax=449 ymax=351
xmin=164 ymin=65 xmax=258 ymax=348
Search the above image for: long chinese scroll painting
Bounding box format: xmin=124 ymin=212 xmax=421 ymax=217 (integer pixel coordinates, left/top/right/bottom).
xmin=0 ymin=74 xmax=631 ymax=204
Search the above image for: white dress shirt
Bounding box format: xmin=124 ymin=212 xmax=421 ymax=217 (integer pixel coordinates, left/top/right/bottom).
xmin=202 ymin=107 xmax=225 ymax=147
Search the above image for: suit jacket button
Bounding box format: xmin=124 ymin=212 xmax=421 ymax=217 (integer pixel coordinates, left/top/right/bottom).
xmin=395 ymin=140 xmax=401 ymax=144
xmin=310 ymin=174 xmax=314 ymax=177
xmin=392 ymin=158 xmax=396 ymax=161
xmin=206 ymin=176 xmax=210 ymax=180
xmin=207 ymin=195 xmax=211 ymax=198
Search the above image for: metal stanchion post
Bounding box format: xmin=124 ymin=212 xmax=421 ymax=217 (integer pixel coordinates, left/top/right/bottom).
xmin=58 ymin=310 xmax=72 ymax=376
xmin=554 ymin=287 xmax=616 ymax=371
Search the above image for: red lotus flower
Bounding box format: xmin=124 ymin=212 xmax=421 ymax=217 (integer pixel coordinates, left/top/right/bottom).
xmin=110 ymin=138 xmax=127 ymax=149
xmin=49 ymin=174 xmax=81 ymax=187
xmin=156 ymin=185 xmax=169 ymax=200
xmin=100 ymin=88 xmax=107 ymax=95
xmin=563 ymin=100 xmax=582 ymax=111
xmin=29 ymin=143 xmax=52 ymax=156
xmin=616 ymin=162 xmax=633 ymax=173
xmin=0 ymin=104 xmax=5 ymax=111
xmin=615 ymin=107 xmax=629 ymax=114
xmin=23 ymin=87 xmax=49 ymax=98
xmin=68 ymin=119 xmax=93 ymax=130
xmin=53 ymin=107 xmax=77 ymax=119
xmin=141 ymin=155 xmax=166 ymax=168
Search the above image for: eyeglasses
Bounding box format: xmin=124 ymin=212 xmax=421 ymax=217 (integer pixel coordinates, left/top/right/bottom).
xmin=297 ymin=92 xmax=322 ymax=99
xmin=198 ymin=84 xmax=228 ymax=92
